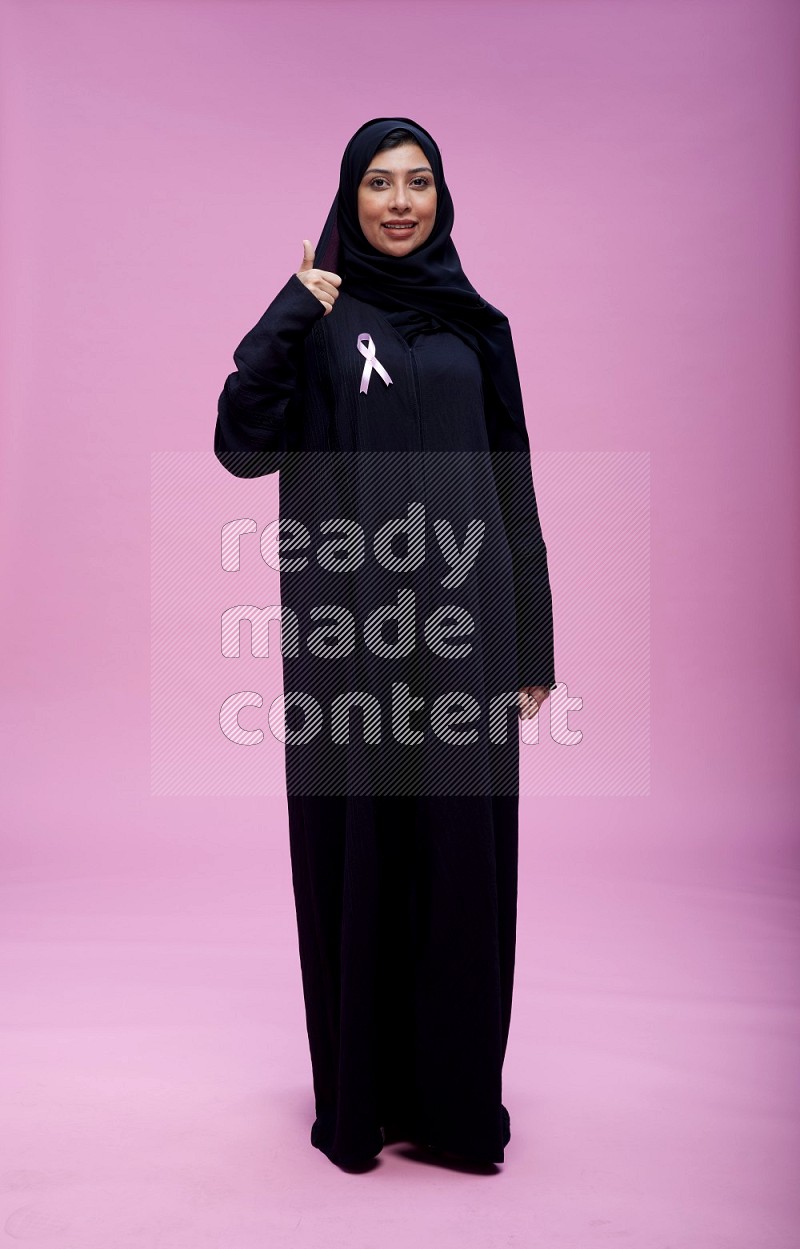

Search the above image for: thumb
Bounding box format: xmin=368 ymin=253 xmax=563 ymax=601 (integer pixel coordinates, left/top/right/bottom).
xmin=299 ymin=239 xmax=315 ymax=271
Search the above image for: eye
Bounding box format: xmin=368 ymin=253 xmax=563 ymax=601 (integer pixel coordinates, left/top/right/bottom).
xmin=366 ymin=176 xmax=432 ymax=189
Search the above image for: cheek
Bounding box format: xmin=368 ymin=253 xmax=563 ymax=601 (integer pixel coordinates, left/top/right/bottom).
xmin=357 ymin=197 xmax=375 ymax=229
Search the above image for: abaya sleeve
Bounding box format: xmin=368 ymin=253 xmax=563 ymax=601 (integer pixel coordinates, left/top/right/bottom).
xmin=214 ymin=274 xmax=326 ymax=477
xmin=498 ymin=451 xmax=556 ymax=691
xmin=483 ymin=369 xmax=557 ymax=692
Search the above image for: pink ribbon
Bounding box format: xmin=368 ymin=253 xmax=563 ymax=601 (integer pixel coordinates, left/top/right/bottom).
xmin=357 ymin=333 xmax=393 ymax=395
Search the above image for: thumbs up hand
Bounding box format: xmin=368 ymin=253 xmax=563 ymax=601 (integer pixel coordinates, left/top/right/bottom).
xmin=518 ymin=686 xmax=551 ymax=719
xmin=296 ymin=239 xmax=342 ymax=316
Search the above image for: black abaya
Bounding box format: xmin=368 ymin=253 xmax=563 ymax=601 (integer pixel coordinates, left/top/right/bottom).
xmin=214 ymin=271 xmax=555 ymax=1165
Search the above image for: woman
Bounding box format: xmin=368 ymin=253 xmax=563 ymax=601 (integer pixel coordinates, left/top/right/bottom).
xmin=214 ymin=117 xmax=556 ymax=1169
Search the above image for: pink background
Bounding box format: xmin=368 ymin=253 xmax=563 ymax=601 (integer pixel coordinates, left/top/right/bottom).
xmin=1 ymin=0 xmax=798 ymax=1245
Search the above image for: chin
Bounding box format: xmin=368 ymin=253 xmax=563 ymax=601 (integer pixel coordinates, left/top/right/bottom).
xmin=375 ymin=232 xmax=428 ymax=256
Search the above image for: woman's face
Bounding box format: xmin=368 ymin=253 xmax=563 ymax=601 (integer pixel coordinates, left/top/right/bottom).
xmin=357 ymin=142 xmax=437 ymax=256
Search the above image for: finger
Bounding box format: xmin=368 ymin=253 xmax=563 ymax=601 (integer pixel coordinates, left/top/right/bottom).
xmin=315 ymin=269 xmax=342 ymax=287
xmin=299 ymin=239 xmax=315 ymax=271
xmin=313 ymin=276 xmax=341 ymax=301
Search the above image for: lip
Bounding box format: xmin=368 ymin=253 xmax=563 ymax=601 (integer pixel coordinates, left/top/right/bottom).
xmin=382 ymin=221 xmax=417 ymax=229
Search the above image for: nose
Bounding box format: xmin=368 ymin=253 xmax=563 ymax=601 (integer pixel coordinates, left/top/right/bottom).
xmin=390 ymin=183 xmax=410 ymax=212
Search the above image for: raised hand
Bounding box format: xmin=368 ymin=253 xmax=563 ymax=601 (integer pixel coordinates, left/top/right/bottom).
xmin=296 ymin=239 xmax=342 ymax=316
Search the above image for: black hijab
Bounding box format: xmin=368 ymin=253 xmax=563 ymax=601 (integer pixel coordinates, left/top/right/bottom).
xmin=312 ymin=116 xmax=531 ymax=453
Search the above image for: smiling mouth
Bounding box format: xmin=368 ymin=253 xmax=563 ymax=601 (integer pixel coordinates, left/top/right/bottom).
xmin=382 ymin=222 xmax=417 ymax=231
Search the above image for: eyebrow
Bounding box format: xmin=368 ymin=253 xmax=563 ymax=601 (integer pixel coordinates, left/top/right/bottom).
xmin=363 ymin=166 xmax=434 ymax=177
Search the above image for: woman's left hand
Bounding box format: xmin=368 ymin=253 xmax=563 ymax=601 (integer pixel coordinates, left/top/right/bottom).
xmin=518 ymin=686 xmax=551 ymax=719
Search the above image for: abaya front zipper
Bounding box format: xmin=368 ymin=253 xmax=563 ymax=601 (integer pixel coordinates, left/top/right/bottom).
xmin=409 ymin=342 xmax=422 ymax=444
xmin=407 ymin=344 xmax=433 ymax=607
